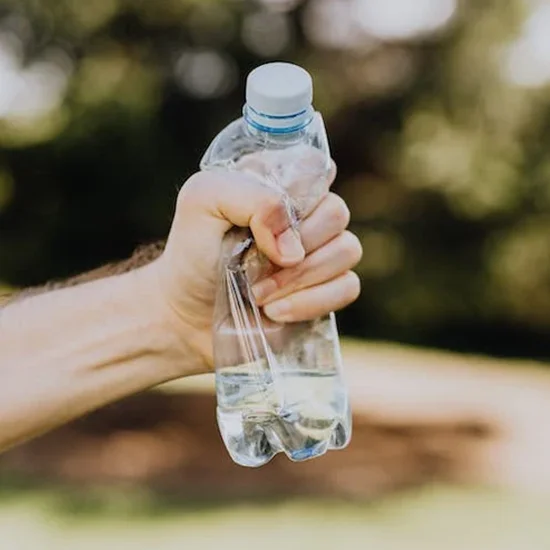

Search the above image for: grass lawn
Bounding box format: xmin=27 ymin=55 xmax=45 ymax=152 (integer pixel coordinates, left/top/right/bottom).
xmin=1 ymin=484 xmax=550 ymax=549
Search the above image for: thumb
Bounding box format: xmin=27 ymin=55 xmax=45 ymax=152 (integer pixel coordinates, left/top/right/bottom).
xmin=173 ymin=171 xmax=305 ymax=267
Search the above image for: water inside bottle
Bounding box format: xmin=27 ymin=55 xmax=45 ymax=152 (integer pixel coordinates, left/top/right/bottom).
xmin=217 ymin=368 xmax=350 ymax=467
xmin=215 ymin=315 xmax=351 ymax=467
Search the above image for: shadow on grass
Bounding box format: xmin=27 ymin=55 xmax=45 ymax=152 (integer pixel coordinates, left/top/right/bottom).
xmin=0 ymin=471 xmax=377 ymax=519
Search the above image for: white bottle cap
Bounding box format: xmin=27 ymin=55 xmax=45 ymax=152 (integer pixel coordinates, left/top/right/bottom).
xmin=244 ymin=62 xmax=314 ymax=133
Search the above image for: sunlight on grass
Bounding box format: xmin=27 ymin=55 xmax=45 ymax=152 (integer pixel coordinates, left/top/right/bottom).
xmin=1 ymin=485 xmax=550 ymax=549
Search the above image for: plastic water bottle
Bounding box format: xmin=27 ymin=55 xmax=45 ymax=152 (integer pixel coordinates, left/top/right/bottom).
xmin=200 ymin=62 xmax=352 ymax=467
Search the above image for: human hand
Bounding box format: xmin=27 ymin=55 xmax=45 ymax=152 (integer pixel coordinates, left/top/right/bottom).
xmin=145 ymin=160 xmax=362 ymax=374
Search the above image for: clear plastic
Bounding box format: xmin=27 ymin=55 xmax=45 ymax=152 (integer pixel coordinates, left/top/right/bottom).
xmin=200 ymin=113 xmax=352 ymax=467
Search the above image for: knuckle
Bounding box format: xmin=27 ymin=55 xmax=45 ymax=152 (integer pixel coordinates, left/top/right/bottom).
xmin=328 ymin=193 xmax=351 ymax=229
xmin=260 ymin=191 xmax=291 ymax=233
xmin=343 ymin=271 xmax=361 ymax=303
xmin=183 ymin=171 xmax=209 ymax=191
xmin=266 ymin=191 xmax=287 ymax=214
xmin=330 ymin=159 xmax=338 ymax=181
xmin=177 ymin=172 xmax=210 ymax=208
xmin=272 ymin=260 xmax=306 ymax=291
xmin=271 ymin=270 xmax=288 ymax=291
xmin=340 ymin=231 xmax=363 ymax=265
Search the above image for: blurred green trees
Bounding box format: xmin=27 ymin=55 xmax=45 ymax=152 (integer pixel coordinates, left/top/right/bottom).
xmin=0 ymin=0 xmax=549 ymax=358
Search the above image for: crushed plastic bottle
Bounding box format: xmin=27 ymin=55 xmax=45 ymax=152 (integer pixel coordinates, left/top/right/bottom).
xmin=200 ymin=62 xmax=352 ymax=467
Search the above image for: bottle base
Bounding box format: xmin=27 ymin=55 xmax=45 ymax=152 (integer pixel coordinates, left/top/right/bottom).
xmin=217 ymin=407 xmax=351 ymax=467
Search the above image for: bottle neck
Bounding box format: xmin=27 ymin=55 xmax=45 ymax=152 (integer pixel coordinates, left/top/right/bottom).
xmin=243 ymin=104 xmax=314 ymax=136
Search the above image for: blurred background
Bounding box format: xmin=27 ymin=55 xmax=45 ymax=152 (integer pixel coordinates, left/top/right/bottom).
xmin=2 ymin=0 xmax=550 ymax=548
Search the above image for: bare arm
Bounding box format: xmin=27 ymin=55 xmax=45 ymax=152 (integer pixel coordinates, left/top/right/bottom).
xmin=0 ymin=260 xmax=195 ymax=452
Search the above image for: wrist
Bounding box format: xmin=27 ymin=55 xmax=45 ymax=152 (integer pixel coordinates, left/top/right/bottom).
xmin=134 ymin=261 xmax=212 ymax=377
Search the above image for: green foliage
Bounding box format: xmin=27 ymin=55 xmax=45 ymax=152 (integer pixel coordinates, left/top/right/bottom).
xmin=0 ymin=0 xmax=549 ymax=358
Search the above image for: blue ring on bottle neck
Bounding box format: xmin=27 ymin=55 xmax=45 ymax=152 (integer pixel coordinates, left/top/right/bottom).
xmin=246 ymin=105 xmax=309 ymax=120
xmin=243 ymin=105 xmax=313 ymax=134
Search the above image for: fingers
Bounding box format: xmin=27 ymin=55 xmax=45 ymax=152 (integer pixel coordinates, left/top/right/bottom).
xmin=174 ymin=171 xmax=304 ymax=267
xmin=262 ymin=271 xmax=361 ymax=323
xmin=173 ymin=156 xmax=337 ymax=269
xmin=253 ymin=231 xmax=363 ymax=305
xmin=298 ymin=192 xmax=350 ymax=254
xmin=170 ymin=164 xmax=361 ymax=326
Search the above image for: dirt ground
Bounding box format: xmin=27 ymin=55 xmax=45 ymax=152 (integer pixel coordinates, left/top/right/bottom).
xmin=2 ymin=339 xmax=549 ymax=499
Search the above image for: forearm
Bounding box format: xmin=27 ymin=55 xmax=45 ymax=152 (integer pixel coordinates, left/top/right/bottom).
xmin=0 ymin=263 xmax=196 ymax=452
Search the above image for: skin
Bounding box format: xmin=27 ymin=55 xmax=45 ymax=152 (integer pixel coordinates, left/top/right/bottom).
xmin=0 ymin=166 xmax=362 ymax=453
